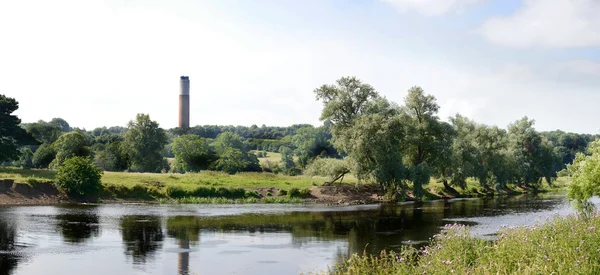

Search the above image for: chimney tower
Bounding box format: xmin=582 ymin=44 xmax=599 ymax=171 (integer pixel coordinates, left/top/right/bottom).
xmin=179 ymin=76 xmax=190 ymax=129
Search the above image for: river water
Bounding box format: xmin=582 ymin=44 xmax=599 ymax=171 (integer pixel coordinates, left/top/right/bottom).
xmin=0 ymin=195 xmax=596 ymax=275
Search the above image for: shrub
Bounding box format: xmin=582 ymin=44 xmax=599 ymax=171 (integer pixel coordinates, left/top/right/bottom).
xmin=55 ymin=156 xmax=103 ymax=197
xmin=287 ymin=187 xmax=311 ymax=198
xmin=165 ymin=186 xmax=190 ymax=198
xmin=244 ymin=190 xmax=260 ymax=198
xmin=279 ymin=189 xmax=288 ymax=196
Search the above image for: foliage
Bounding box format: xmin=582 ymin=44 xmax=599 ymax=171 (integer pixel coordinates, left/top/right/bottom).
xmin=171 ymin=135 xmax=215 ymax=172
xmin=13 ymin=147 xmax=34 ymax=168
xmin=24 ymin=120 xmax=62 ymax=144
xmin=49 ymin=117 xmax=72 ymax=132
xmin=277 ymin=146 xmax=297 ymax=175
xmin=211 ymin=132 xmax=261 ymax=174
xmin=287 ymin=187 xmax=311 ymax=198
xmin=94 ymin=141 xmax=129 ymax=171
xmin=32 ymin=143 xmax=56 ymax=168
xmin=55 ymin=156 xmax=103 ymax=197
xmin=565 ymin=139 xmax=600 ymax=208
xmin=123 ymin=114 xmax=168 ymax=172
xmin=292 ymin=125 xmax=336 ymax=167
xmin=328 ymin=214 xmax=600 ymax=275
xmin=0 ymin=95 xmax=36 ymax=162
xmin=304 ymin=157 xmax=351 ymax=184
xmin=51 ymin=131 xmax=92 ymax=168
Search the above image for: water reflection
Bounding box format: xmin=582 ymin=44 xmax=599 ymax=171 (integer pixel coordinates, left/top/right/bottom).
xmin=0 ymin=217 xmax=19 ymax=275
xmin=167 ymin=217 xmax=202 ymax=275
xmin=0 ymin=195 xmax=581 ymax=275
xmin=120 ymin=216 xmax=164 ymax=264
xmin=55 ymin=206 xmax=100 ymax=243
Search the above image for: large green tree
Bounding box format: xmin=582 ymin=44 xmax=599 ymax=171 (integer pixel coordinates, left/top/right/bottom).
xmin=123 ymin=114 xmax=168 ymax=172
xmin=564 ymin=139 xmax=600 ymax=210
xmin=171 ymin=134 xmax=214 ymax=172
xmin=0 ymin=95 xmax=36 ymax=162
xmin=94 ymin=141 xmax=129 ymax=171
xmin=400 ymin=86 xmax=446 ymax=198
xmin=51 ymin=131 xmax=92 ymax=168
xmin=49 ymin=117 xmax=72 ymax=132
xmin=314 ymin=77 xmax=406 ymax=191
xmin=211 ymin=132 xmax=260 ymax=173
xmin=292 ymin=125 xmax=335 ymax=168
xmin=24 ymin=120 xmax=62 ymax=144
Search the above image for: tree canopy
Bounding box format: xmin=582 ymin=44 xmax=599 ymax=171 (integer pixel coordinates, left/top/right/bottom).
xmin=0 ymin=95 xmax=36 ymax=163
xmin=124 ymin=114 xmax=168 ymax=172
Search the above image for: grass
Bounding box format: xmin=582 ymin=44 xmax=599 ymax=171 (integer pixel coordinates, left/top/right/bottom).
xmin=318 ymin=213 xmax=600 ymax=275
xmin=0 ymin=166 xmax=568 ymax=203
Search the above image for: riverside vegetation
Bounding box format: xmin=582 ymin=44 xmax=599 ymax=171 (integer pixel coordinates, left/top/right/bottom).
xmin=3 ymin=77 xmax=600 ymax=274
xmin=1 ymin=76 xmax=593 ymax=202
xmin=319 ymin=213 xmax=600 ymax=275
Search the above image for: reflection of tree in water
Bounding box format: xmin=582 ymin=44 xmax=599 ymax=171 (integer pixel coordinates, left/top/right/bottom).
xmin=167 ymin=216 xmax=202 ymax=275
xmin=55 ymin=212 xmax=100 ymax=243
xmin=120 ymin=216 xmax=164 ymax=264
xmin=0 ymin=218 xmax=19 ymax=275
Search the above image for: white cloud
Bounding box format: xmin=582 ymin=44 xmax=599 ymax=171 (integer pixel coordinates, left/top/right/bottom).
xmin=479 ymin=0 xmax=600 ymax=49
xmin=380 ymin=0 xmax=482 ymax=16
xmin=555 ymin=60 xmax=600 ymax=76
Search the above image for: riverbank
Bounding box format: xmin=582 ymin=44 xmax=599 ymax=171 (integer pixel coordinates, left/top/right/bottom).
xmin=320 ymin=212 xmax=600 ymax=275
xmin=0 ymin=167 xmax=568 ymax=205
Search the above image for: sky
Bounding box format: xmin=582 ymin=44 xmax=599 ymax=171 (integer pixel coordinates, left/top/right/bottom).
xmin=2 ymin=0 xmax=600 ymax=133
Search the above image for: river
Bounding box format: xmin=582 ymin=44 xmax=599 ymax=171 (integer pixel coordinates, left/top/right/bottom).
xmin=0 ymin=195 xmax=596 ymax=275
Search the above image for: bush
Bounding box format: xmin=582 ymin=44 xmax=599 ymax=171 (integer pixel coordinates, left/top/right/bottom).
xmin=279 ymin=189 xmax=288 ymax=196
xmin=55 ymin=156 xmax=103 ymax=197
xmin=287 ymin=187 xmax=311 ymax=198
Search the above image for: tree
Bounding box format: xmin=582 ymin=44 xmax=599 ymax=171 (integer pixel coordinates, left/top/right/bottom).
xmin=94 ymin=141 xmax=129 ymax=171
xmin=123 ymin=114 xmax=168 ymax=172
xmin=304 ymin=157 xmax=351 ymax=185
xmin=564 ymin=140 xmax=600 ymax=210
xmin=13 ymin=147 xmax=34 ymax=168
xmin=348 ymin=114 xmax=407 ymax=192
xmin=315 ymin=77 xmax=407 ymax=191
xmin=278 ymin=146 xmax=297 ymax=175
xmin=212 ymin=132 xmax=245 ymax=154
xmin=292 ymin=126 xmax=336 ymax=168
xmin=506 ymin=117 xmax=557 ymax=189
xmin=213 ymin=148 xmax=249 ymax=174
xmin=49 ymin=117 xmax=72 ymax=132
xmin=211 ymin=132 xmax=260 ymax=173
xmin=171 ymin=135 xmax=214 ymax=172
xmin=55 ymin=156 xmax=103 ymax=197
xmin=24 ymin=121 xmax=62 ymax=144
xmin=0 ymin=95 xmax=36 ymax=162
xmin=51 ymin=131 xmax=91 ymax=168
xmin=32 ymin=143 xmax=56 ymax=168
xmin=400 ymin=86 xmax=445 ymax=199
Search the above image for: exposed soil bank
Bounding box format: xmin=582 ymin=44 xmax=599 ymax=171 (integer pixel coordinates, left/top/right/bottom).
xmin=0 ymin=180 xmax=70 ymax=205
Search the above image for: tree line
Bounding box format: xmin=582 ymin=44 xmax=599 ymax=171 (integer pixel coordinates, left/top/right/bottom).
xmin=1 ymin=76 xmax=599 ymax=198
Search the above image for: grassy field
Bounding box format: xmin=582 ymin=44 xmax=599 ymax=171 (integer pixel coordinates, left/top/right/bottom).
xmin=0 ymin=166 xmax=567 ymax=202
xmin=320 ymin=212 xmax=600 ymax=275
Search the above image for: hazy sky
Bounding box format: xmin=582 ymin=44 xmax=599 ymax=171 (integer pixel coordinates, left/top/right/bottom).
xmin=2 ymin=0 xmax=600 ymax=133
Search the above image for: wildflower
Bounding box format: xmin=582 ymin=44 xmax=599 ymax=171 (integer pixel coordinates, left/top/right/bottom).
xmin=588 ymin=226 xmax=596 ymax=231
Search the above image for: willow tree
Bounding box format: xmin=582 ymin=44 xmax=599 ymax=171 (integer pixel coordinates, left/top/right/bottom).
xmin=400 ymin=86 xmax=446 ymax=198
xmin=314 ymin=76 xmax=406 ymax=191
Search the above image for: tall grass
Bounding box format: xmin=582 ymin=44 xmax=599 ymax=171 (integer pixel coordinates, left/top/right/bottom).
xmin=322 ymin=213 xmax=600 ymax=275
